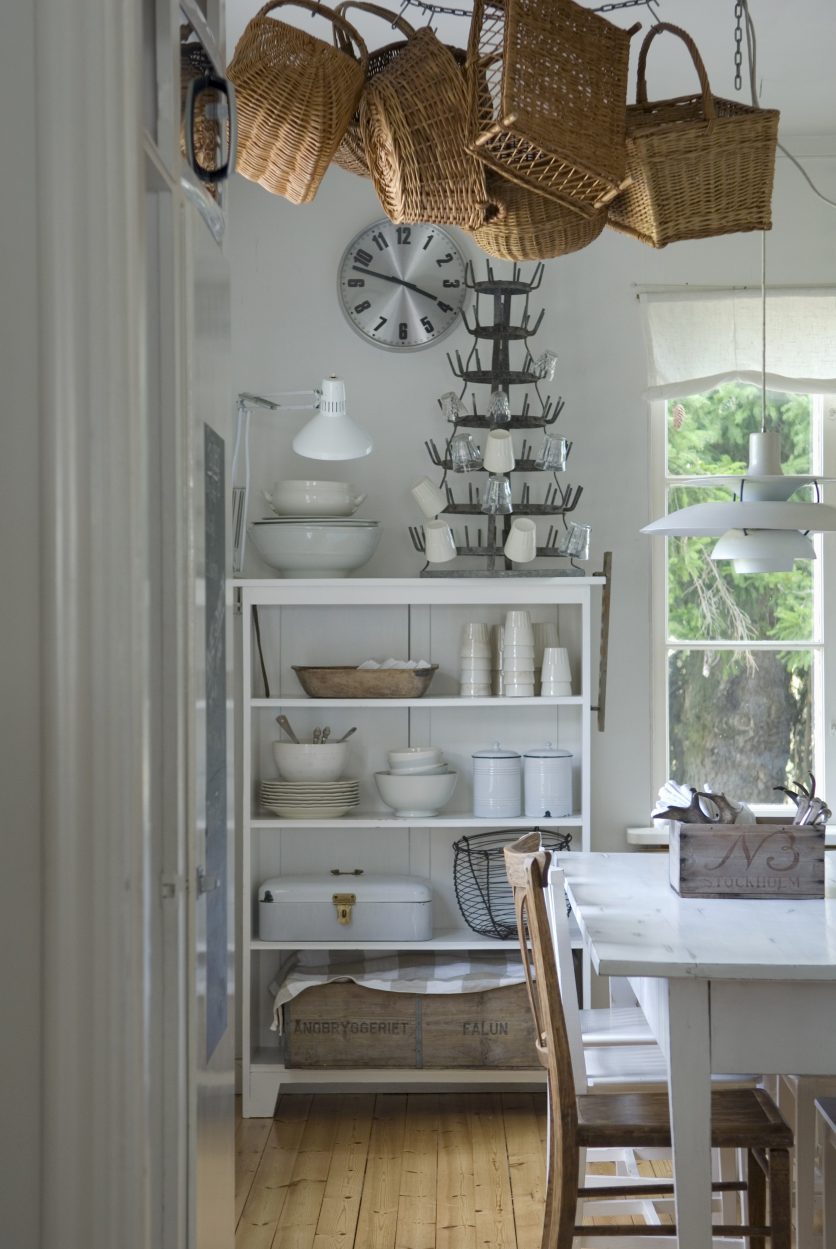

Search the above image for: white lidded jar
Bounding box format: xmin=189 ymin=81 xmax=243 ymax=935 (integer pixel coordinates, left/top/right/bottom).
xmin=472 ymin=743 xmax=522 ymax=818
xmin=523 ymin=744 xmax=572 ymax=818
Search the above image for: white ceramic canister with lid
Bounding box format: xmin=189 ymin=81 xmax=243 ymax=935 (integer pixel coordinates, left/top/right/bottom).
xmin=523 ymin=744 xmax=572 ymax=818
xmin=472 ymin=744 xmax=522 ymax=818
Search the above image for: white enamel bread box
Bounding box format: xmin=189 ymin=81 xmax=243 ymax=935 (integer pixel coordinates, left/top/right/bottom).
xmin=258 ymin=872 xmax=434 ymax=941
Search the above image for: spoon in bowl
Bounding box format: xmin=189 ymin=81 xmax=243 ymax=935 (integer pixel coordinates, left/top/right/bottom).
xmin=276 ymin=714 xmax=300 ymax=744
xmin=335 ymin=726 xmax=357 ymax=743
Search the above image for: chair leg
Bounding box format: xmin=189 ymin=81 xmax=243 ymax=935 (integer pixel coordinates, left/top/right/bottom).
xmin=768 ymin=1149 xmax=792 ymax=1249
xmin=716 ymin=1147 xmax=741 ymax=1225
xmin=747 ymin=1148 xmax=766 ymax=1249
xmin=824 ymin=1124 xmax=836 ymax=1249
xmin=795 ymin=1085 xmax=821 ymax=1249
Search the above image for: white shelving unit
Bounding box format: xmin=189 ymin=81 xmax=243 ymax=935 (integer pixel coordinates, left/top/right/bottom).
xmin=236 ymin=576 xmax=600 ymax=1116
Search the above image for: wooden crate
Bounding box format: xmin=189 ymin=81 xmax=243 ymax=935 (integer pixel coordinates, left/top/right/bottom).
xmin=669 ymin=820 xmax=825 ymax=899
xmin=284 ymin=981 xmax=538 ymax=1069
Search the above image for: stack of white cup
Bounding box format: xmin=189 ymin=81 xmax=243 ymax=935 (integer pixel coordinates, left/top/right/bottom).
xmin=460 ymin=622 xmax=491 ymax=697
xmin=491 ymin=624 xmax=504 ymax=696
xmin=541 ymin=646 xmax=572 ymax=696
xmin=502 ymin=610 xmax=535 ymax=697
xmin=533 ymin=621 xmax=560 ymax=688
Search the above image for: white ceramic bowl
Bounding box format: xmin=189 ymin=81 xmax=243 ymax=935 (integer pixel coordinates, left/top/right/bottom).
xmin=374 ymin=769 xmax=458 ymax=817
xmin=272 ymin=741 xmax=348 ymax=782
xmin=387 ymin=747 xmax=443 ymax=769
xmin=250 ymin=520 xmax=381 ymax=578
xmin=263 ymin=480 xmax=366 ymax=517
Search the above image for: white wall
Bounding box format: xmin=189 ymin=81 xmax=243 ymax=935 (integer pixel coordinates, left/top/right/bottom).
xmin=0 ymin=2 xmax=41 ymax=1245
xmin=227 ymin=144 xmax=836 ymax=845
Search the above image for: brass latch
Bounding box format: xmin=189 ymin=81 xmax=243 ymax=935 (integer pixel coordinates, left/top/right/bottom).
xmin=332 ymin=892 xmax=356 ymax=925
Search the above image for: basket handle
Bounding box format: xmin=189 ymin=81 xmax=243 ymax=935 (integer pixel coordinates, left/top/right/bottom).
xmin=635 ymin=22 xmax=716 ymax=124
xmin=334 ymin=1 xmax=416 ymax=45
xmin=255 ymin=0 xmax=369 ymax=70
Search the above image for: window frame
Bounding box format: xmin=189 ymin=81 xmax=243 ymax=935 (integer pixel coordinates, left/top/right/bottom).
xmin=649 ymin=392 xmax=835 ymax=814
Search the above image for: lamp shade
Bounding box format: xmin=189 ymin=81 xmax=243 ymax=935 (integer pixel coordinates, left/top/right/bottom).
xmin=710 ymin=528 xmax=816 ymax=573
xmin=641 ymin=500 xmax=836 ymax=537
xmin=291 ymin=377 xmax=373 ymax=460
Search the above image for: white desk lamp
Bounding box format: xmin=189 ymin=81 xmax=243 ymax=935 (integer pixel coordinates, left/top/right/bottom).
xmin=231 ymin=376 xmax=373 ymax=575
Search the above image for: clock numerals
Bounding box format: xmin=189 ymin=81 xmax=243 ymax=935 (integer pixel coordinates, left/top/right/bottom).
xmin=442 ymin=279 xmax=460 ymax=288
xmin=422 ymin=234 xmax=435 ymax=251
xmin=437 ymin=301 xmax=453 ymax=314
xmin=347 ymin=277 xmax=364 ymax=288
xmin=396 ymin=226 xmax=412 ymax=245
xmin=373 ymin=316 xmax=387 ymax=333
xmin=399 ymin=322 xmax=408 ymax=342
xmin=435 ymin=253 xmax=455 ymax=267
xmin=420 ymin=316 xmax=435 ymax=335
xmin=354 ymin=248 xmax=372 ymax=268
xmin=371 ymin=231 xmax=389 ymax=251
xmin=354 ymin=300 xmax=371 ymax=314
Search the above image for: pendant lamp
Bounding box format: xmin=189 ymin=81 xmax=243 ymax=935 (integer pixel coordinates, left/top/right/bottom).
xmin=641 ymin=237 xmax=835 ymax=573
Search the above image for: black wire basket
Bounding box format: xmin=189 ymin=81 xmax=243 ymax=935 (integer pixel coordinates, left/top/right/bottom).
xmin=452 ymin=827 xmax=573 ymax=940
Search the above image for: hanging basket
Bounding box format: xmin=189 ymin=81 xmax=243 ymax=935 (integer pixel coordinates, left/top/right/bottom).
xmin=472 ymin=173 xmax=607 ymax=260
xmin=360 ymin=26 xmax=489 ymax=228
xmin=466 ymin=0 xmax=639 ymax=218
xmin=227 ymin=0 xmax=368 ymax=204
xmin=331 ymin=2 xmax=417 ymax=178
xmin=607 ymin=23 xmax=780 ymax=248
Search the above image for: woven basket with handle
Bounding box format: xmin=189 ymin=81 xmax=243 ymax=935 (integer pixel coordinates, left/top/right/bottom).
xmin=607 ymin=23 xmax=780 ymax=248
xmin=467 ymin=0 xmax=639 ymax=218
xmin=332 ymin=2 xmax=416 ymax=178
xmin=227 ymin=0 xmax=367 ymax=204
xmin=472 ymin=173 xmax=607 ymax=261
xmin=360 ymin=25 xmax=488 ymax=228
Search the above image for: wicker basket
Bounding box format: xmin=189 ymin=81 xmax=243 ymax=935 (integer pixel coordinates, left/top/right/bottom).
xmin=472 ymin=173 xmax=607 ymax=260
xmin=467 ymin=0 xmax=639 ymax=218
xmin=607 ymin=23 xmax=780 ymax=248
xmin=360 ymin=26 xmax=488 ymax=228
xmin=227 ymin=0 xmax=367 ymax=204
xmin=332 ymin=2 xmax=416 ymax=178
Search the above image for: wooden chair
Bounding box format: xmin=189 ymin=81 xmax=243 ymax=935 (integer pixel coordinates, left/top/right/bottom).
xmin=504 ymin=832 xmax=793 ymax=1248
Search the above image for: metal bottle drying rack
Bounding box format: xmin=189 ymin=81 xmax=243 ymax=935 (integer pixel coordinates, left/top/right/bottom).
xmin=410 ymin=260 xmax=589 ymax=577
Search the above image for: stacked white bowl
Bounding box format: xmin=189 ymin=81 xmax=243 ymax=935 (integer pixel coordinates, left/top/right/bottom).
xmin=502 ymin=610 xmax=535 ymax=697
xmin=459 ymin=622 xmax=491 ymax=697
xmin=375 ymin=746 xmax=457 ymax=817
xmin=541 ymin=646 xmax=573 ymax=696
xmin=533 ymin=621 xmax=560 ymax=689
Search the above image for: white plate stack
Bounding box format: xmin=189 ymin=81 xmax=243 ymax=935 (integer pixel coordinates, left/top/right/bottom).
xmin=502 ymin=610 xmax=535 ymax=697
xmin=260 ymin=778 xmax=360 ymax=819
xmin=472 ymin=744 xmax=522 ymax=818
xmin=459 ymin=622 xmax=491 ymax=697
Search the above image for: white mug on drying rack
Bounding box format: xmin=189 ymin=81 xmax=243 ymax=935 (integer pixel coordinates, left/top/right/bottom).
xmin=504 ymin=517 xmax=537 ymax=563
xmin=483 ymin=429 xmax=515 ymax=474
xmin=423 ymin=520 xmax=458 ymax=563
xmin=411 ymin=476 xmax=448 ymax=519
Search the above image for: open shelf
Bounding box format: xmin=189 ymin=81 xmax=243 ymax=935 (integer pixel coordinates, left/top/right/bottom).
xmin=251 ymin=813 xmax=584 ymax=829
xmin=252 ymin=695 xmax=584 ymax=708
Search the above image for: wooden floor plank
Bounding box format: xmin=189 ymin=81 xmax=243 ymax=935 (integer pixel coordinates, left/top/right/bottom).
xmin=235 ymin=1116 xmax=275 ymax=1227
xmin=312 ymin=1096 xmax=375 ymax=1249
xmin=237 ymin=1095 xmax=312 ymax=1249
xmin=469 ymin=1092 xmax=517 ymax=1249
xmin=354 ymin=1094 xmax=408 ymax=1249
xmin=501 ymin=1093 xmax=547 ymax=1249
xmin=436 ymin=1094 xmax=477 ymax=1249
xmin=395 ymin=1094 xmax=440 ymax=1249
xmin=274 ymin=1094 xmax=345 ymax=1249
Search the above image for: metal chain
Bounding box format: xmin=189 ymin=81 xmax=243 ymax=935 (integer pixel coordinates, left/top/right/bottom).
xmin=398 ymin=0 xmax=658 ymax=19
xmin=733 ymin=0 xmax=743 ymax=90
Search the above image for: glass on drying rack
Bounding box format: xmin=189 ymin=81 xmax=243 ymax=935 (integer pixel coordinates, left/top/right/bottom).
xmin=556 ymin=521 xmax=591 ymax=560
xmin=448 ymin=432 xmax=483 ymax=472
xmin=480 ymin=474 xmax=513 ymax=515
xmin=439 ymin=391 xmax=465 ymax=423
xmin=534 ymin=433 xmax=569 ymax=471
xmin=487 ymin=389 xmax=511 ymax=427
xmin=533 ymin=350 xmax=558 ymax=381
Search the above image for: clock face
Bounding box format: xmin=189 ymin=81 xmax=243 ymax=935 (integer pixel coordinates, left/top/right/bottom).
xmin=337 ymin=220 xmax=467 ymax=351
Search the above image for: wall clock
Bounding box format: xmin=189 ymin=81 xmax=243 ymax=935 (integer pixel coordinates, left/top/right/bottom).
xmin=337 ymin=220 xmax=467 ymax=351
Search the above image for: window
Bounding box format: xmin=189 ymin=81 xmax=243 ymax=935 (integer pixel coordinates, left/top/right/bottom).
xmin=651 ymin=383 xmax=827 ymax=807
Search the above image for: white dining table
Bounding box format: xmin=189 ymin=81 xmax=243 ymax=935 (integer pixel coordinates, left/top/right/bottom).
xmin=554 ymin=851 xmax=836 ymax=1249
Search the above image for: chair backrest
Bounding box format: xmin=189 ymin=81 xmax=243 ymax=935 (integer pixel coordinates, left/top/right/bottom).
xmin=545 ymin=865 xmax=590 ymax=1093
xmin=504 ymin=833 xmax=580 ymax=1151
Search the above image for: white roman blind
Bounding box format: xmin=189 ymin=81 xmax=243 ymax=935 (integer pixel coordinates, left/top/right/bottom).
xmin=639 ymin=288 xmax=836 ymax=399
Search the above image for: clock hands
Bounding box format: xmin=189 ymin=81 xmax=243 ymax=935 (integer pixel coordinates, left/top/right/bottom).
xmin=352 ymin=265 xmax=443 ymax=307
